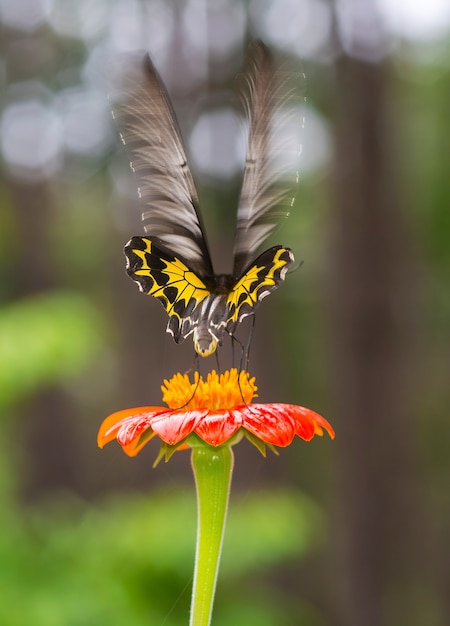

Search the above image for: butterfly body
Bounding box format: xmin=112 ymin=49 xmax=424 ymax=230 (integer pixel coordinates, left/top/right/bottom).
xmin=125 ymin=236 xmax=294 ymax=356
xmin=115 ymin=41 xmax=300 ymax=356
xmin=188 ymin=290 xmax=229 ymax=357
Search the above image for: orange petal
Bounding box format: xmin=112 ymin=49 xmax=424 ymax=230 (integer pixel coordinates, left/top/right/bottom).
xmin=241 ymin=404 xmax=296 ymax=447
xmin=282 ymin=404 xmax=335 ymax=441
xmin=149 ymin=409 xmax=208 ymax=445
xmin=97 ymin=406 xmax=164 ymax=448
xmin=194 ymin=409 xmax=242 ymax=446
xmin=121 ymin=430 xmax=158 ymax=457
xmin=240 ymin=403 xmax=334 ymax=446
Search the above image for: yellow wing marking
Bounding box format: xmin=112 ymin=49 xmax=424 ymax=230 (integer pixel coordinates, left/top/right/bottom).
xmin=129 ymin=242 xmax=210 ymax=314
xmin=227 ymin=247 xmax=291 ymax=324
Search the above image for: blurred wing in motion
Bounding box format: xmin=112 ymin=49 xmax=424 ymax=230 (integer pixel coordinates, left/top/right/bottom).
xmin=233 ymin=41 xmax=302 ymax=275
xmin=114 ymin=43 xmax=300 ymax=357
xmin=111 ymin=54 xmax=213 ymax=278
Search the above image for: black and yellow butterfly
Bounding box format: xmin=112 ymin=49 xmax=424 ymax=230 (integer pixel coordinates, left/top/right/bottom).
xmin=114 ymin=42 xmax=298 ymax=357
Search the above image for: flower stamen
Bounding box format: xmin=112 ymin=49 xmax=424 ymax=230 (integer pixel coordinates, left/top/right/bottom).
xmin=161 ymin=368 xmax=258 ymax=411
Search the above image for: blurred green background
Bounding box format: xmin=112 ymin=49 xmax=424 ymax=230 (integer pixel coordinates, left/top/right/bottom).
xmin=0 ymin=1 xmax=449 ymax=625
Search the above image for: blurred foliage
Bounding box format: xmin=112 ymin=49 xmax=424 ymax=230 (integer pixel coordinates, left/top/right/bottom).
xmin=0 ymin=487 xmax=325 ymax=626
xmin=0 ymin=290 xmax=105 ymax=410
xmin=0 ymin=1 xmax=449 ymax=625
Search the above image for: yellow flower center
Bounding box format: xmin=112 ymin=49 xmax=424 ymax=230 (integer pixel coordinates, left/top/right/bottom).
xmin=161 ymin=368 xmax=258 ymax=411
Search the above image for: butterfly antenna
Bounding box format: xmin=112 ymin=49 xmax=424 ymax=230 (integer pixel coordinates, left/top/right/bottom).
xmin=288 ymin=259 xmax=304 ymax=274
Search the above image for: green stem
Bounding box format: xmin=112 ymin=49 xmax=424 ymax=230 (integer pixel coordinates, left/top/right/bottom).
xmin=189 ymin=445 xmax=234 ymax=626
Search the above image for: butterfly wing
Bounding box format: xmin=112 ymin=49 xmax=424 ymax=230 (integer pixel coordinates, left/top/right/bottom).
xmin=233 ymin=41 xmax=302 ymax=276
xmin=125 ymin=236 xmax=212 ymax=344
xmin=226 ymin=245 xmax=294 ymax=334
xmin=112 ymin=54 xmax=213 ymax=278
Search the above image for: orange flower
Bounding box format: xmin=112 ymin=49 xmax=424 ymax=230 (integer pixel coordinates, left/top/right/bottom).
xmin=98 ymin=369 xmax=334 ymax=459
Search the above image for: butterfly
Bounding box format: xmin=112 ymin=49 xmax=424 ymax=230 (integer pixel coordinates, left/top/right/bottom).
xmin=113 ymin=41 xmax=299 ymax=357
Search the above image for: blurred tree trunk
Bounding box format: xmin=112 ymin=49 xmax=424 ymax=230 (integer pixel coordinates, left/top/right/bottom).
xmin=1 ymin=22 xmax=81 ymax=500
xmin=7 ymin=180 xmax=82 ymax=501
xmin=327 ymin=55 xmax=425 ymax=626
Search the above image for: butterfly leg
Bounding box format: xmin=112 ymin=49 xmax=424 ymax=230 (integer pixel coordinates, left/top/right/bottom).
xmin=174 ymin=363 xmax=202 ymax=409
xmin=242 ymin=315 xmax=256 ymax=371
xmin=235 ymin=332 xmax=255 ymax=407
xmin=229 ymin=332 xmax=244 ymax=371
xmin=185 ymin=352 xmax=200 ymax=376
xmin=233 ymin=315 xmax=256 ymax=373
xmin=227 ymin=333 xmax=250 ymax=405
xmin=214 ymin=348 xmax=221 ymax=374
